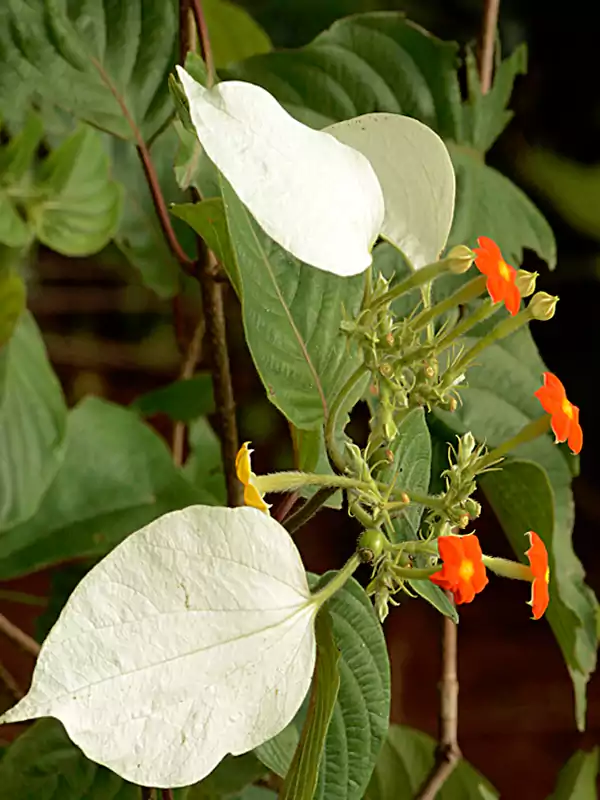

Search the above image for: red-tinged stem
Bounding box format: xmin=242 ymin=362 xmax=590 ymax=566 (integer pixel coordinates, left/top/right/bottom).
xmin=0 ymin=612 xmax=40 ymax=658
xmin=190 ymin=0 xmax=216 ymax=86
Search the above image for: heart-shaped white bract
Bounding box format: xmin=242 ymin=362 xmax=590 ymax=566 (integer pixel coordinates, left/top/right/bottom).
xmin=327 ymin=114 xmax=456 ymax=269
xmin=176 ymin=67 xmax=385 ymax=277
xmin=1 ymin=506 xmax=317 ymax=788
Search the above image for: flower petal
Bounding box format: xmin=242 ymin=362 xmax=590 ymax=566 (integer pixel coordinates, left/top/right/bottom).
xmin=235 ymin=441 xmax=253 ymax=486
xmin=177 ymin=68 xmax=384 ymax=276
xmin=525 ymin=531 xmax=548 ymax=581
xmin=568 ymin=406 xmax=583 ymax=454
xmin=504 ymin=278 xmax=521 ymax=316
xmin=530 ymin=577 xmax=550 ymax=620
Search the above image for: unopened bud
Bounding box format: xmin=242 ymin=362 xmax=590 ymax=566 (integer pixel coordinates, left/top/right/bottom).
xmin=515 ymin=269 xmax=538 ymax=298
xmin=447 ymin=396 xmax=458 ymax=412
xmin=424 ymin=363 xmax=436 ymax=379
xmin=380 ymin=363 xmax=393 ymax=378
xmin=457 ymin=513 xmax=470 ymax=529
xmin=446 ymin=245 xmax=475 ymax=274
xmin=529 ymin=291 xmax=558 ymax=321
xmin=385 ymin=332 xmax=395 ymax=347
xmin=400 ymin=492 xmax=410 ymax=505
xmin=464 ymin=498 xmax=482 ymax=519
xmin=385 ymin=449 xmax=394 ymax=464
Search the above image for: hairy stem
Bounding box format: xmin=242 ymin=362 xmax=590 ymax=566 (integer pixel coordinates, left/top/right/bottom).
xmin=191 ymin=0 xmax=216 ymax=86
xmin=0 ymin=660 xmax=24 ymax=700
xmin=325 ymin=364 xmax=369 ymax=472
xmin=284 ymin=487 xmax=338 ymax=534
xmin=413 ymin=275 xmax=487 ymax=334
xmin=172 ymin=318 xmax=205 ymax=467
xmin=415 ymin=594 xmax=461 ymax=799
xmin=311 ymin=553 xmax=362 ymax=608
xmin=369 ymin=259 xmax=448 ymax=313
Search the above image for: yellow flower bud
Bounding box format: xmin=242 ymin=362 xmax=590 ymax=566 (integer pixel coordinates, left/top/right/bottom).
xmin=514 ymin=269 xmax=538 ymax=298
xmin=445 ymin=245 xmax=475 ymax=274
xmin=529 ymin=291 xmax=558 ymax=321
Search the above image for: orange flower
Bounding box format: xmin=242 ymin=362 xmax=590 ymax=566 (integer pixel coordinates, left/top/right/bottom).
xmin=235 ymin=442 xmax=270 ymax=514
xmin=430 ymin=534 xmax=488 ymax=604
xmin=534 ymin=372 xmax=582 ymax=454
xmin=473 ymin=236 xmax=521 ymax=316
xmin=525 ymin=532 xmax=549 ymax=620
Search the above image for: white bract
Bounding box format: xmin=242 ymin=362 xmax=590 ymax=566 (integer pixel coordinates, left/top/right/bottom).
xmin=327 ymin=114 xmax=456 ymax=269
xmin=1 ymin=506 xmax=317 ymax=788
xmin=176 ymin=67 xmax=385 ymax=276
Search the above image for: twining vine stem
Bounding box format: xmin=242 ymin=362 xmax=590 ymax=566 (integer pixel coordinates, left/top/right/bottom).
xmin=479 ymin=0 xmax=501 ymax=94
xmin=0 ymin=611 xmax=40 ymax=658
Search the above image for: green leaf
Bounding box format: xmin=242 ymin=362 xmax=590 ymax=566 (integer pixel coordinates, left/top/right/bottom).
xmin=481 ymin=460 xmax=597 ymax=732
xmin=219 ymin=176 xmax=364 ymax=429
xmin=377 ymin=408 xmax=457 ymax=622
xmin=183 ymin=417 xmax=227 ymax=505
xmin=0 ymin=270 xmax=25 ymax=345
xmin=203 ymin=0 xmax=272 ymax=68
xmin=225 ymin=13 xmax=462 ymax=137
xmin=447 ymin=147 xmax=556 ymax=269
xmin=171 ymin=198 xmax=240 ymax=295
xmin=132 ymin=374 xmax=214 ymax=422
xmin=260 ymin=576 xmax=391 ymax=800
xmin=0 ymin=311 xmax=67 ymax=531
xmin=281 ymin=610 xmax=341 ymax=800
xmin=254 ymin=722 xmax=299 ymax=780
xmin=32 ymin=126 xmax=122 ymax=256
xmin=2 ymin=0 xmax=177 ymax=141
xmin=290 ymin=426 xmax=341 ymax=510
xmin=186 ymin=753 xmax=267 ymax=800
xmin=549 ymin=748 xmax=599 ymax=800
xmin=0 ymin=718 xmax=140 ymax=799
xmin=365 ymin=724 xmax=498 ymax=799
xmin=0 ymin=112 xmax=44 ymax=183
xmin=461 ymin=44 xmax=528 ymax=153
xmin=112 ymin=125 xmax=194 ymax=297
xmin=0 ymin=193 xmax=31 ymax=248
xmin=0 ymin=396 xmax=212 ymax=579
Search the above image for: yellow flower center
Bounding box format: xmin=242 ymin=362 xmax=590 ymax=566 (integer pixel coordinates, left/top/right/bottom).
xmin=459 ymin=559 xmax=475 ymax=582
xmin=561 ymin=398 xmax=574 ymax=419
xmin=498 ymin=259 xmax=511 ymax=281
xmin=545 ymin=567 xmax=550 ymax=584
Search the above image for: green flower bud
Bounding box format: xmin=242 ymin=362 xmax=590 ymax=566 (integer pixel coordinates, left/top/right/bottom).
xmin=446 ymin=245 xmax=475 ymax=274
xmin=529 ymin=291 xmax=558 ymax=321
xmin=515 ymin=269 xmax=538 ymax=298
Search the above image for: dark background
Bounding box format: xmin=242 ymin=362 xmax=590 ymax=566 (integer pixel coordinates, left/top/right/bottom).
xmin=1 ymin=1 xmax=599 ymax=796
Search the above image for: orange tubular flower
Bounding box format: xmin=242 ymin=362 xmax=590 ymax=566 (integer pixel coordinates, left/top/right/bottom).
xmin=534 ymin=372 xmax=583 ymax=454
xmin=429 ymin=534 xmax=489 ymax=604
xmin=473 ymin=236 xmax=521 ymax=316
xmin=235 ymin=442 xmax=270 ymax=514
xmin=525 ymin=532 xmax=550 ymax=620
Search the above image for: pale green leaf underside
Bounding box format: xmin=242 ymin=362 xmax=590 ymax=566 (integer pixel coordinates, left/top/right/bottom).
xmin=2 ymin=506 xmax=316 ymax=788
xmin=548 ymin=747 xmax=599 ymax=799
xmin=327 ymin=114 xmax=455 ymax=268
xmin=203 ymin=0 xmax=272 ymax=68
xmin=177 ymin=67 xmax=384 ymax=277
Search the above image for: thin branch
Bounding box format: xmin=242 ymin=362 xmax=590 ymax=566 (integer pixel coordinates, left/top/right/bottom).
xmin=161 ymin=790 xmax=174 ymax=800
xmin=0 ymin=660 xmax=24 ymax=700
xmin=141 ymin=789 xmax=154 ymax=800
xmin=284 ymin=487 xmax=337 ymax=534
xmin=190 ymin=0 xmax=216 ymax=86
xmin=90 ymin=57 xmax=193 ymax=270
xmin=478 ymin=0 xmax=501 ymax=94
xmin=0 ymin=612 xmax=40 ymax=658
xmin=172 ymin=318 xmax=205 ymax=467
xmin=199 ymin=250 xmax=243 ymax=506
xmin=273 ymin=491 xmax=300 ymax=523
xmin=415 ymin=595 xmax=461 ymax=800
xmin=179 ymin=0 xmax=196 ymax=64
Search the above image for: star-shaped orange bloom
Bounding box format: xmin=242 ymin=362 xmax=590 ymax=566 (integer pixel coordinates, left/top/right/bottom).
xmin=235 ymin=442 xmax=270 ymax=514
xmin=534 ymin=372 xmax=582 ymax=454
xmin=473 ymin=236 xmax=521 ymax=316
xmin=525 ymin=532 xmax=549 ymax=620
xmin=430 ymin=534 xmax=489 ymax=604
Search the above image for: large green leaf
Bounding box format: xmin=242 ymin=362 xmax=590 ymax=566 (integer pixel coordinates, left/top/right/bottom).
xmin=258 ymin=575 xmax=390 ymax=800
xmin=31 ymin=126 xmax=122 ymax=256
xmin=0 ymin=396 xmax=213 ymax=579
xmin=186 ymin=753 xmax=267 ymax=800
xmin=0 ymin=270 xmax=25 ymax=346
xmin=481 ymin=461 xmax=597 ymax=732
xmin=281 ymin=610 xmax=341 ymax=800
xmin=0 ymin=312 xmax=67 ymax=531
xmin=203 ymin=0 xmax=272 ymax=68
xmin=447 ymin=147 xmax=556 ymax=269
xmin=219 ymin=176 xmax=364 ymax=429
xmin=225 ymin=13 xmax=555 ymax=270
xmin=225 ymin=13 xmax=462 ymax=137
xmin=548 ymin=748 xmax=599 ymax=800
xmin=1 ymin=0 xmax=177 ymax=141
xmin=365 ymin=724 xmax=498 ymax=800
xmin=132 ymin=374 xmax=214 ymax=422
xmin=183 ymin=417 xmax=227 ymax=505
xmin=0 ymin=718 xmax=140 ymax=799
